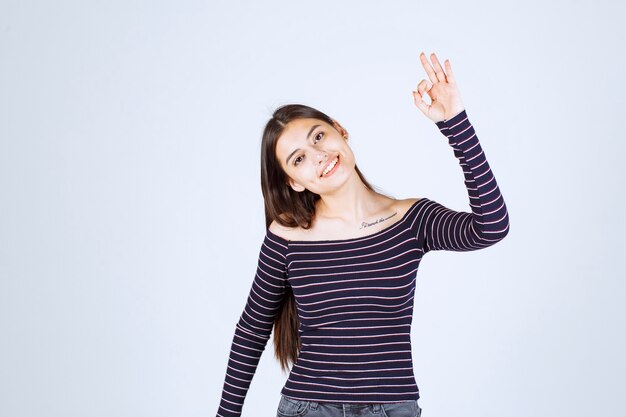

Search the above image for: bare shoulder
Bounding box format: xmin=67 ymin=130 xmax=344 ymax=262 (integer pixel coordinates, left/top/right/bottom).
xmin=268 ymin=198 xmax=424 ymax=242
xmin=268 ymin=217 xmax=299 ymax=241
xmin=394 ymin=197 xmax=423 ymax=213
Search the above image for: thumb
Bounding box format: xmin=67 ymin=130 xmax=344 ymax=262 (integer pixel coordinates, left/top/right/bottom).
xmin=412 ymin=91 xmax=430 ymax=116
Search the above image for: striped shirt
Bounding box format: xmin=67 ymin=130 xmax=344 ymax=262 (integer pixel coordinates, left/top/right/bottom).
xmin=216 ymin=109 xmax=510 ymax=416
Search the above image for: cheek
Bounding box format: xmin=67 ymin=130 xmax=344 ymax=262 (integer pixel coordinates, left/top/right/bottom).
xmin=282 ymin=164 xmax=303 ymax=180
xmin=294 ymin=165 xmax=318 ymax=182
xmin=298 ymin=166 xmax=317 ymax=179
xmin=339 ymin=152 xmax=356 ymax=172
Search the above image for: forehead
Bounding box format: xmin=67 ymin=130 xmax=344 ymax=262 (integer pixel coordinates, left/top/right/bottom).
xmin=276 ymin=118 xmax=329 ymax=152
xmin=282 ymin=118 xmax=327 ymax=138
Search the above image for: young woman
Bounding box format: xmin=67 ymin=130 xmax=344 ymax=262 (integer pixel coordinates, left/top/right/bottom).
xmin=216 ymin=52 xmax=510 ymax=417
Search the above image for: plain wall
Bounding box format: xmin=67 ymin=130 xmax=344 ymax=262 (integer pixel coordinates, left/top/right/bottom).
xmin=1 ymin=1 xmax=624 ymax=416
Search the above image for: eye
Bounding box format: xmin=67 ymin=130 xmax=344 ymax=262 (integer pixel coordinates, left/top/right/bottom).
xmin=293 ymin=132 xmax=324 ymax=166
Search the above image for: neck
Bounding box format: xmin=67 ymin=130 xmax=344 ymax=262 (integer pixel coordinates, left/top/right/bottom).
xmin=315 ymin=173 xmax=387 ymax=224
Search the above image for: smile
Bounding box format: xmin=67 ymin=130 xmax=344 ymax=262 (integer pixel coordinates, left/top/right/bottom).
xmin=321 ymin=155 xmax=340 ymax=177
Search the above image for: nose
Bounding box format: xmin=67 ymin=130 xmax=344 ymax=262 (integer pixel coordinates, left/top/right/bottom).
xmin=316 ymin=151 xmax=328 ymax=165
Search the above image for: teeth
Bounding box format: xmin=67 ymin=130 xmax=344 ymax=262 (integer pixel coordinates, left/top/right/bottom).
xmin=322 ymin=157 xmax=338 ymax=176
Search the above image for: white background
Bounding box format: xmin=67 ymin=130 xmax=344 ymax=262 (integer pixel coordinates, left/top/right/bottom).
xmin=1 ymin=1 xmax=625 ymax=416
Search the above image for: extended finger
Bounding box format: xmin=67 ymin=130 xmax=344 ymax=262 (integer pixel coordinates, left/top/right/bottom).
xmin=430 ymin=53 xmax=448 ymax=83
xmin=444 ymin=59 xmax=456 ymax=85
xmin=419 ymin=52 xmax=439 ymax=85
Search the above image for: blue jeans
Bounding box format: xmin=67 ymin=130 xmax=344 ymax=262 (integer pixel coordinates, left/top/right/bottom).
xmin=276 ymin=394 xmax=423 ymax=417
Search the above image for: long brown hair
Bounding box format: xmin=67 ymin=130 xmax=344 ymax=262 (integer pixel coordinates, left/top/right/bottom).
xmin=260 ymin=104 xmax=381 ymax=373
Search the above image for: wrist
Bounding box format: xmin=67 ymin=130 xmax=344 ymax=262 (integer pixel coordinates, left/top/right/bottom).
xmin=444 ymin=108 xmax=465 ymax=122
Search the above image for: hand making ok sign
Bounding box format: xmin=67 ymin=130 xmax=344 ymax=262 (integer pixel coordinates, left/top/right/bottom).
xmin=412 ymin=52 xmax=465 ymax=123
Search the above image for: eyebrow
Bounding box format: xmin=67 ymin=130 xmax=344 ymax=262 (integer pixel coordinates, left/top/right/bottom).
xmin=285 ymin=124 xmax=321 ymax=165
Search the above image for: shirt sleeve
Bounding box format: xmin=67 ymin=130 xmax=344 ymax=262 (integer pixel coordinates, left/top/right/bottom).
xmin=414 ymin=109 xmax=510 ymax=254
xmin=216 ymin=231 xmax=288 ymax=417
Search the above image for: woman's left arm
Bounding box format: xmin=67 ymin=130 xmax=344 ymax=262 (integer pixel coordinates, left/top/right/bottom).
xmin=411 ymin=52 xmax=510 ymax=253
xmin=415 ymin=109 xmax=510 ymax=253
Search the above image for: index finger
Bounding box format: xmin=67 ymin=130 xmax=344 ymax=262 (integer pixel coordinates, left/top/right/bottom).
xmin=419 ymin=52 xmax=439 ymax=85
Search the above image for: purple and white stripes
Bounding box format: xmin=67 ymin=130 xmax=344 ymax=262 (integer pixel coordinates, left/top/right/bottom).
xmin=216 ymin=109 xmax=509 ymax=416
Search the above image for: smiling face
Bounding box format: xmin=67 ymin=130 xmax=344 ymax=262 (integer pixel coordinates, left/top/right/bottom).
xmin=275 ymin=117 xmax=356 ymax=195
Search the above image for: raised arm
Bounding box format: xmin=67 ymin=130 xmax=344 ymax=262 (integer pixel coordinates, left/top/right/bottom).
xmin=413 ymin=109 xmax=510 ymax=253
xmin=216 ymin=232 xmax=288 ymax=417
xmin=409 ymin=52 xmax=509 ymax=253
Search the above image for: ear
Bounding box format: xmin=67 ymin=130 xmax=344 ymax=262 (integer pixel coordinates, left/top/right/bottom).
xmin=287 ymin=177 xmax=306 ymax=192
xmin=331 ymin=119 xmax=349 ymax=140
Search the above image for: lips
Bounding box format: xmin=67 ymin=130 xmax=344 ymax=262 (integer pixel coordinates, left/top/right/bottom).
xmin=320 ymin=155 xmax=340 ymax=177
